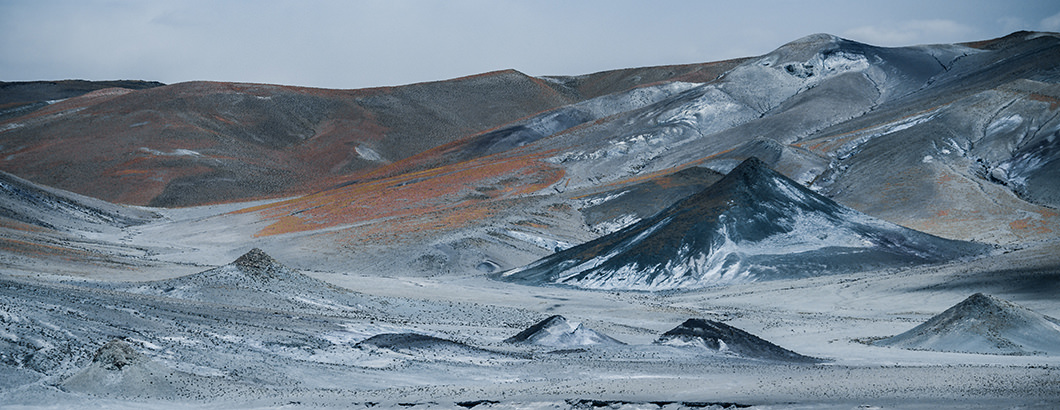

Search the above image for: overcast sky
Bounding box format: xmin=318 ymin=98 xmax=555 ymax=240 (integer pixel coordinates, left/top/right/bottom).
xmin=2 ymin=0 xmax=1059 ymax=90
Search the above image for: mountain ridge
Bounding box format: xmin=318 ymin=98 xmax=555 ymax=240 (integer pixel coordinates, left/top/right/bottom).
xmin=0 ymin=31 xmax=1055 ymax=278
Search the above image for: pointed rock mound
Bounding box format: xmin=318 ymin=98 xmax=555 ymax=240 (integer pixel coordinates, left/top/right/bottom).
xmin=127 ymin=248 xmax=372 ymax=312
xmin=91 ymin=339 xmax=147 ymax=371
xmin=153 ymin=248 xmax=305 ymax=289
xmin=656 ymin=319 xmax=816 ymax=362
xmin=875 ymin=293 xmax=1060 ymax=355
xmin=234 ymin=248 xmax=282 ymax=271
xmin=505 ymin=315 xmax=625 ymax=347
xmin=217 ymin=247 xmax=295 ymax=282
xmin=501 ymin=157 xmax=988 ymax=290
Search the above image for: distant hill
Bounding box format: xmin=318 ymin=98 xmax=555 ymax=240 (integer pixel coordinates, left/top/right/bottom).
xmin=0 ymin=80 xmax=164 ymax=120
xmin=2 ymin=32 xmax=1057 ymax=277
xmin=0 ymin=65 xmax=734 ymax=207
xmin=0 ymin=169 xmax=158 ymax=232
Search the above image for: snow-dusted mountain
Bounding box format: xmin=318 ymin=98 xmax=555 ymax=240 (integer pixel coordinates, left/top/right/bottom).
xmin=505 ymin=315 xmax=624 ymax=347
xmin=500 ymin=157 xmax=988 ymax=290
xmin=875 ymin=293 xmax=1060 ymax=355
xmin=656 ymin=318 xmax=816 ymax=363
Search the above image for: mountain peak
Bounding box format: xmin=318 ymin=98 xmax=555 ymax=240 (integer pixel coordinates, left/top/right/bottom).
xmin=233 ymin=248 xmax=282 ymax=271
xmin=788 ymin=33 xmax=842 ymax=46
xmin=960 ymin=292 xmax=1004 ymax=309
xmin=718 ymin=156 xmax=769 ymax=183
xmin=765 ymin=33 xmax=858 ymax=61
xmin=728 ymin=155 xmax=767 ymax=172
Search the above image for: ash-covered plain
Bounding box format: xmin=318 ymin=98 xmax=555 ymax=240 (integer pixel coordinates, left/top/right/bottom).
xmin=1 ymin=31 xmax=1059 ymax=409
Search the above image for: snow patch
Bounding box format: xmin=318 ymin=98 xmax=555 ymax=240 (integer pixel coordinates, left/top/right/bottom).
xmin=578 ymin=81 xmax=701 ymax=117
xmin=835 ymin=112 xmax=936 ymax=160
xmin=355 ymin=145 xmax=384 ymax=162
xmin=590 ymin=214 xmax=641 ymax=236
xmin=139 ymin=147 xmax=202 ymax=157
xmin=0 ymin=308 xmax=23 ymax=323
xmin=572 ymin=206 xmax=883 ymax=290
xmin=579 ymin=190 xmax=629 ymax=208
xmin=504 ymin=230 xmax=572 ymax=252
xmin=506 ymin=315 xmax=624 ymax=347
xmin=0 ymin=123 xmax=24 ymax=133
xmin=985 ymin=114 xmax=1023 ymax=139
xmin=656 ymin=87 xmax=752 ymax=131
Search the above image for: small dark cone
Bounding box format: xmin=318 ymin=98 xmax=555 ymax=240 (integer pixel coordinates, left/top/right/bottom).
xmin=656 ymin=318 xmax=817 ymax=362
xmin=505 ymin=315 xmax=569 ymax=343
xmin=960 ymin=293 xmax=1004 ymax=310
xmin=234 ymin=248 xmax=282 ymax=270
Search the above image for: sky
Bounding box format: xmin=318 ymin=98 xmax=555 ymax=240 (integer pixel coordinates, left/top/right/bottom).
xmin=2 ymin=0 xmax=1059 ymax=90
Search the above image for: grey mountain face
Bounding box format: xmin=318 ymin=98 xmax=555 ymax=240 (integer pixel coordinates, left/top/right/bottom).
xmin=501 ymin=158 xmax=988 ymax=290
xmin=0 ymin=170 xmax=158 ymax=232
xmin=504 ymin=32 xmax=1059 ymax=250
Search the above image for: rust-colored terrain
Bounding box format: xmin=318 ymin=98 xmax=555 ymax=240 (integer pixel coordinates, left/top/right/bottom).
xmin=0 ymin=32 xmax=1057 ymax=275
xmin=2 ymin=32 xmax=1060 ymax=408
xmin=0 ymin=63 xmax=739 ymax=208
xmin=0 ymin=72 xmax=571 ymax=206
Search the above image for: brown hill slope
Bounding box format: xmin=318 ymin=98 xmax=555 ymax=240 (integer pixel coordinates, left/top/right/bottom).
xmin=0 ymin=71 xmax=573 ymax=206
xmin=0 ymin=62 xmax=739 ymax=208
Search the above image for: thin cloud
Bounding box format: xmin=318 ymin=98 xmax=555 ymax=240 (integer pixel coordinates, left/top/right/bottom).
xmin=843 ymin=19 xmax=975 ymax=46
xmin=998 ymin=16 xmax=1028 ymax=34
xmin=1041 ymin=11 xmax=1060 ymax=32
xmin=1 ymin=1 xmax=1056 ymax=89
